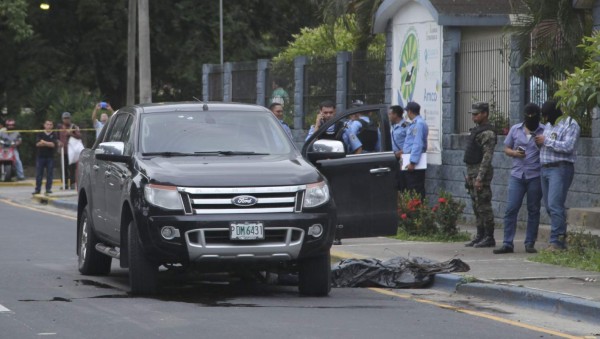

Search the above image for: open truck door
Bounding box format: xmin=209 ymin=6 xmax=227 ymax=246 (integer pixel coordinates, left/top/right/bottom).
xmin=303 ymin=104 xmax=398 ymax=238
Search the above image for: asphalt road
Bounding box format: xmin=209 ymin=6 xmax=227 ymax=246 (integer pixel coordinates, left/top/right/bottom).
xmin=0 ymin=198 xmax=589 ymax=339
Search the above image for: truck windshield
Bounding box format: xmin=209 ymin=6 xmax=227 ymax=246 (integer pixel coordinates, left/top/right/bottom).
xmin=139 ymin=110 xmax=293 ymax=155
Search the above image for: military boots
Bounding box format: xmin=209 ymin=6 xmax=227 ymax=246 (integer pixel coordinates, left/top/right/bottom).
xmin=465 ymin=233 xmax=483 ymax=247
xmin=473 ymin=236 xmax=496 ymax=248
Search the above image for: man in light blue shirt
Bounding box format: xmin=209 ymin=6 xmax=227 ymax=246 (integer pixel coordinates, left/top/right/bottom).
xmin=388 ymin=105 xmax=409 ymax=191
xmin=305 ymin=100 xmax=363 ymax=155
xmin=269 ymin=103 xmax=292 ymax=139
xmin=494 ymin=103 xmax=544 ymax=255
xmin=402 ymin=102 xmax=428 ymax=200
xmin=534 ymin=100 xmax=580 ymax=250
xmin=92 ymin=102 xmax=114 ymax=139
xmin=305 ymin=100 xmax=337 ymax=141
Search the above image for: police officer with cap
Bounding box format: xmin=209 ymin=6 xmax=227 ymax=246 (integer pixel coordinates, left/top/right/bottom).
xmin=464 ymin=102 xmax=497 ymax=248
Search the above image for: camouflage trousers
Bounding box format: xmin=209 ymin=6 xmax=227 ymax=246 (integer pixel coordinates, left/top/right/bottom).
xmin=468 ymin=182 xmax=495 ymax=236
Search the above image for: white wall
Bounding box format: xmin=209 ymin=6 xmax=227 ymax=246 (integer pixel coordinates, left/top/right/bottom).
xmin=391 ymin=1 xmax=443 ymax=164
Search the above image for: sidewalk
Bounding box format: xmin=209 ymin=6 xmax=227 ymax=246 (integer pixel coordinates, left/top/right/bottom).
xmin=1 ymin=182 xmax=599 ymax=324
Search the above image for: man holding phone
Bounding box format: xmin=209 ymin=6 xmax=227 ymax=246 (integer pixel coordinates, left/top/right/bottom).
xmin=494 ymin=103 xmax=544 ymax=254
xmin=305 ymin=100 xmax=337 ymax=141
xmin=92 ymin=101 xmax=114 ymax=138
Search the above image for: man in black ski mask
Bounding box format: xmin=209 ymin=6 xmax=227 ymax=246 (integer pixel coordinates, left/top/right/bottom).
xmin=493 ymin=103 xmax=544 ymax=255
xmin=535 ymin=100 xmax=580 ymax=251
xmin=524 ymin=103 xmax=541 ymax=131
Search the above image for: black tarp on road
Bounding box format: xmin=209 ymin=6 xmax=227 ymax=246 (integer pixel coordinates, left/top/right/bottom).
xmin=331 ymin=257 xmax=470 ymax=288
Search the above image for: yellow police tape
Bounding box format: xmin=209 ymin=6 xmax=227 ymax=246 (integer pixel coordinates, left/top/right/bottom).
xmin=3 ymin=128 xmax=96 ymax=133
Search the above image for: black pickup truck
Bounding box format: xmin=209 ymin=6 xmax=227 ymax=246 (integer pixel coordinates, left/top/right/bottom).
xmin=76 ymin=102 xmax=398 ymax=296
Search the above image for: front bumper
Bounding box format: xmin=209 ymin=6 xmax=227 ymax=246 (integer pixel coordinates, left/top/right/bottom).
xmin=136 ymin=209 xmax=336 ymax=265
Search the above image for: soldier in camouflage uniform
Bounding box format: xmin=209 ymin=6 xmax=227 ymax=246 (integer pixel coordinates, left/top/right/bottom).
xmin=464 ymin=102 xmax=497 ymax=248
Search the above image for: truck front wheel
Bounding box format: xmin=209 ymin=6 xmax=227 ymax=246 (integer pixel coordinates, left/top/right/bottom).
xmin=298 ymin=251 xmax=331 ymax=296
xmin=127 ymin=219 xmax=158 ymax=295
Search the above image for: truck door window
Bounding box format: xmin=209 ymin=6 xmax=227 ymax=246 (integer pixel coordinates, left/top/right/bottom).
xmin=105 ymin=115 xmax=130 ymax=143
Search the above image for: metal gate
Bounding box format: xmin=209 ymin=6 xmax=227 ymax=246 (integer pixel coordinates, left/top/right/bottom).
xmin=456 ymin=36 xmax=511 ymax=134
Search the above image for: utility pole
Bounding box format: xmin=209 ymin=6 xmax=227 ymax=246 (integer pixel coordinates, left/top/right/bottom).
xmin=126 ymin=0 xmax=137 ymax=105
xmin=220 ymin=0 xmax=223 ymax=66
xmin=138 ymin=0 xmax=152 ymax=103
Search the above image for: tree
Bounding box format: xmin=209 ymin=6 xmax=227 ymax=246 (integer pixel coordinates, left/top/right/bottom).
xmin=509 ymin=0 xmax=592 ymax=83
xmin=553 ymin=32 xmax=600 ymax=136
xmin=0 ymin=0 xmax=320 ymax=113
xmin=0 ymin=0 xmax=33 ymax=42
xmin=274 ymin=14 xmax=384 ymax=63
xmin=311 ymin=0 xmax=383 ymax=52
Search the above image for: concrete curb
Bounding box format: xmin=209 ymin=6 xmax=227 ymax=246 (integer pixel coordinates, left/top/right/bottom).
xmin=0 ymin=179 xmax=63 ymax=187
xmin=431 ymin=273 xmax=466 ymax=292
xmin=30 ymin=193 xmax=78 ymax=212
xmin=432 ymin=273 xmax=600 ymax=324
xmin=456 ymin=281 xmax=600 ymax=324
xmin=49 ymin=199 xmax=78 ymax=211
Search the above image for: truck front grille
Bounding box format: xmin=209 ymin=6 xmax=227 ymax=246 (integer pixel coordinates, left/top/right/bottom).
xmin=178 ymin=185 xmax=305 ymax=215
xmin=185 ymin=227 xmax=306 ymax=261
xmin=187 ymin=227 xmax=304 ymax=246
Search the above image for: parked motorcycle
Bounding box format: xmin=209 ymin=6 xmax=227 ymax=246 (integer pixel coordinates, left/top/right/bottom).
xmin=0 ymin=139 xmax=16 ymax=182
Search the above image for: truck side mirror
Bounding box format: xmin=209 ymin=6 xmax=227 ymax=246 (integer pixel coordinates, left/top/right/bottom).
xmin=307 ymin=139 xmax=346 ymax=163
xmin=95 ymin=141 xmax=128 ymax=163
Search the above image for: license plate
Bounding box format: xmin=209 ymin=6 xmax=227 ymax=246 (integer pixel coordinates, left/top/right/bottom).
xmin=230 ymin=222 xmax=264 ymax=240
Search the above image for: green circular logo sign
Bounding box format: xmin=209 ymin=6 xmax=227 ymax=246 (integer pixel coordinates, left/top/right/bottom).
xmin=399 ymin=29 xmax=419 ymax=103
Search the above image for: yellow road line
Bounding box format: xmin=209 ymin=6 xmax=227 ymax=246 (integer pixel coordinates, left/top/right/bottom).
xmin=369 ymin=287 xmax=588 ymax=339
xmin=0 ymin=198 xmax=76 ymax=221
xmin=330 ymin=249 xmax=368 ymax=260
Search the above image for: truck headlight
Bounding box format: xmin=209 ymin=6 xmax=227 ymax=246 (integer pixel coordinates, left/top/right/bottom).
xmin=303 ymin=182 xmax=330 ymax=208
xmin=144 ymin=184 xmax=183 ymax=210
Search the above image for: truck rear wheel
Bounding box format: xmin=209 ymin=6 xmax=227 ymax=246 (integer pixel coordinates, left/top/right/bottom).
xmin=298 ymin=251 xmax=331 ymax=296
xmin=127 ymin=219 xmax=158 ymax=295
xmin=78 ymin=208 xmax=112 ymax=275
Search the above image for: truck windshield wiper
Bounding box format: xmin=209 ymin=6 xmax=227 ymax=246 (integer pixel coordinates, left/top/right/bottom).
xmin=142 ymin=151 xmax=197 ymax=157
xmin=194 ymin=151 xmax=270 ymax=156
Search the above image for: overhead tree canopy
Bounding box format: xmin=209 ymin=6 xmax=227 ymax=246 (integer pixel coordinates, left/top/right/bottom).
xmin=0 ymin=0 xmax=319 ymax=116
xmin=509 ymin=0 xmax=592 ymax=80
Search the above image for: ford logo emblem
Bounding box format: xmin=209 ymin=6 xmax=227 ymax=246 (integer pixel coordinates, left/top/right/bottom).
xmin=231 ymin=195 xmax=258 ymax=207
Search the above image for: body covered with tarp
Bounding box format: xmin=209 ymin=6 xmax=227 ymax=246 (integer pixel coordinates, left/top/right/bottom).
xmin=331 ymin=257 xmax=470 ymax=288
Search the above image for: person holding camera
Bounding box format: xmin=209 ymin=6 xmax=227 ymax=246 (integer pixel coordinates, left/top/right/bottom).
xmin=494 ymin=103 xmax=544 ymax=254
xmin=92 ymin=102 xmax=114 ymax=138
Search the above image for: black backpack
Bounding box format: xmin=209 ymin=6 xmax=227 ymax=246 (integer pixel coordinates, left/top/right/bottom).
xmin=357 ymin=118 xmax=378 ymax=151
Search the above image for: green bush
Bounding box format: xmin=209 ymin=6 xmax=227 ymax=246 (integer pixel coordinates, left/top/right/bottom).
xmin=397 ymin=190 xmax=466 ymax=237
xmin=433 ymin=191 xmax=467 ymax=236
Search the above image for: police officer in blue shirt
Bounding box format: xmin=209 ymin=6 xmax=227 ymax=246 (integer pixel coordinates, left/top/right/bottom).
xmin=402 ymin=101 xmax=429 ymax=200
xmin=341 ymin=100 xmax=367 ymax=154
xmin=306 ymin=100 xmax=363 ymax=156
xmin=306 ymin=100 xmax=337 ymax=141
xmin=388 ymin=105 xmax=409 ymax=190
xmin=269 ymin=103 xmax=292 ymax=139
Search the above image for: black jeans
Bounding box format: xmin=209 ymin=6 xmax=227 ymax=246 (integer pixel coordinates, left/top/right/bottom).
xmin=35 ymin=156 xmax=54 ymax=193
xmin=396 ymin=169 xmax=407 ymax=191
